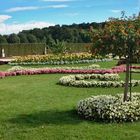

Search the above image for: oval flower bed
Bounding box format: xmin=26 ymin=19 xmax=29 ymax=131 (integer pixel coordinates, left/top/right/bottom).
xmin=58 ymin=74 xmax=140 ymax=88
xmin=77 ymin=93 xmax=140 ymax=122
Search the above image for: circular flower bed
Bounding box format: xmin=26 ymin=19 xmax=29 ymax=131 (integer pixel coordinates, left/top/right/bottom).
xmin=58 ymin=74 xmax=140 ymax=88
xmin=77 ymin=93 xmax=140 ymax=122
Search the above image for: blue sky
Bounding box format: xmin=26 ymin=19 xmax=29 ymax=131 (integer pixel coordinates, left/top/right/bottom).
xmin=0 ymin=0 xmax=139 ymax=34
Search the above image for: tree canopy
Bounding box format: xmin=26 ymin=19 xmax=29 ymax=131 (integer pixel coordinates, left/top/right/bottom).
xmin=0 ymin=22 xmax=105 ymax=45
xmin=92 ymin=14 xmax=140 ymax=58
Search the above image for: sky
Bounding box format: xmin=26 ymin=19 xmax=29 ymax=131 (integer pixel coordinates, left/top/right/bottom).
xmin=0 ymin=0 xmax=139 ymax=35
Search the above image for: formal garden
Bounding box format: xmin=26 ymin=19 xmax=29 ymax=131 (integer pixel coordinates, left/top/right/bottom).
xmin=0 ymin=14 xmax=140 ymax=140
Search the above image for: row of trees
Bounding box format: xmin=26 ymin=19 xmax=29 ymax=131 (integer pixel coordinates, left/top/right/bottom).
xmin=0 ymin=22 xmax=105 ymax=45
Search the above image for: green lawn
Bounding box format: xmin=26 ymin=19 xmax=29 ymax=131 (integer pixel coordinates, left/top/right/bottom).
xmin=0 ymin=61 xmax=140 ymax=140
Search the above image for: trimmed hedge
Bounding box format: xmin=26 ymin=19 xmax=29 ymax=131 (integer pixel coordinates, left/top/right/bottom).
xmin=0 ymin=43 xmax=46 ymax=57
xmin=0 ymin=43 xmax=93 ymax=57
xmin=65 ymin=43 xmax=92 ymax=53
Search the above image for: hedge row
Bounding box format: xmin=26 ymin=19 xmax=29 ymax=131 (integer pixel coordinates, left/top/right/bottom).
xmin=0 ymin=43 xmax=93 ymax=57
xmin=0 ymin=43 xmax=47 ymax=57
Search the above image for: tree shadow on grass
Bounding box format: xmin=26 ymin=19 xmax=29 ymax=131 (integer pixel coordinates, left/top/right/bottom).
xmin=8 ymin=110 xmax=85 ymax=127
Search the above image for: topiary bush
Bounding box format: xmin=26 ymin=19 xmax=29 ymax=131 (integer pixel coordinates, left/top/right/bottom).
xmin=77 ymin=93 xmax=140 ymax=122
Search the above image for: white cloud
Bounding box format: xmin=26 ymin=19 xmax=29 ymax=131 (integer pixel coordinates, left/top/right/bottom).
xmin=5 ymin=4 xmax=68 ymax=13
xmin=42 ymin=0 xmax=72 ymax=2
xmin=0 ymin=15 xmax=12 ymax=23
xmin=0 ymin=18 xmax=55 ymax=35
xmin=48 ymin=4 xmax=68 ymax=8
xmin=110 ymin=10 xmax=121 ymax=13
xmin=5 ymin=6 xmax=40 ymax=13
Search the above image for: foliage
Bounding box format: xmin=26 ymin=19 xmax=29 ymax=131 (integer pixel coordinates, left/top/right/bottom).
xmin=77 ymin=93 xmax=140 ymax=122
xmin=92 ymin=13 xmax=140 ymax=101
xmin=0 ymin=22 xmax=105 ymax=45
xmin=27 ymin=34 xmax=37 ymax=43
xmin=50 ymin=39 xmax=66 ymax=54
xmin=0 ymin=35 xmax=8 ymax=44
xmin=92 ymin=14 xmax=140 ymax=58
xmin=7 ymin=34 xmax=20 ymax=44
xmin=18 ymin=33 xmax=29 ymax=43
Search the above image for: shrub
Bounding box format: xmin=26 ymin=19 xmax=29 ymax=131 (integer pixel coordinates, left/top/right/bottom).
xmin=77 ymin=93 xmax=140 ymax=122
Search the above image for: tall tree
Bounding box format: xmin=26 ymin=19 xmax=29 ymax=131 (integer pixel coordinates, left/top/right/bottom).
xmin=92 ymin=13 xmax=140 ymax=101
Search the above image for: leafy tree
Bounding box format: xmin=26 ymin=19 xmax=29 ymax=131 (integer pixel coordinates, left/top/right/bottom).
xmin=27 ymin=34 xmax=37 ymax=43
xmin=7 ymin=34 xmax=20 ymax=43
xmin=0 ymin=35 xmax=8 ymax=44
xmin=80 ymin=31 xmax=92 ymax=43
xmin=92 ymin=13 xmax=140 ymax=101
xmin=30 ymin=28 xmax=45 ymax=42
xmin=18 ymin=33 xmax=28 ymax=43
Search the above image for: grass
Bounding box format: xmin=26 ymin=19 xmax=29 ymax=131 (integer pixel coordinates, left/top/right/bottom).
xmin=0 ymin=61 xmax=140 ymax=140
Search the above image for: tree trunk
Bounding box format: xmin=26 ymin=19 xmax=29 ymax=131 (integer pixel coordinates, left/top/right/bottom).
xmin=123 ymin=57 xmax=129 ymax=102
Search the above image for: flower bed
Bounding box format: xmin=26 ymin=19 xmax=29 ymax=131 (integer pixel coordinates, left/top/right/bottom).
xmin=58 ymin=74 xmax=140 ymax=88
xmin=0 ymin=65 xmax=127 ymax=79
xmin=9 ymin=58 xmax=113 ymax=65
xmin=1 ymin=65 xmax=138 ymax=80
xmin=7 ymin=64 xmax=100 ymax=72
xmin=77 ymin=93 xmax=140 ymax=122
xmin=12 ymin=53 xmax=95 ymax=62
xmin=9 ymin=53 xmax=112 ymax=65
